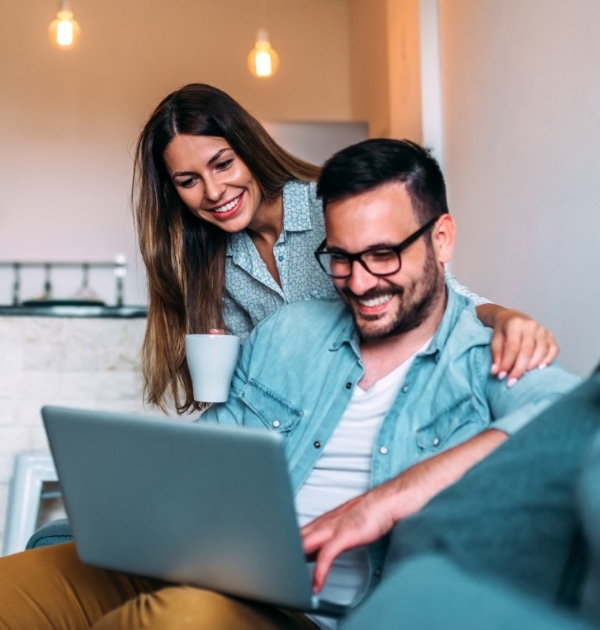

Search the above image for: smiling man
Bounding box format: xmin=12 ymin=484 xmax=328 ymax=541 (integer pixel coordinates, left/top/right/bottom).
xmin=0 ymin=140 xmax=577 ymax=630
xmin=194 ymin=139 xmax=579 ymax=630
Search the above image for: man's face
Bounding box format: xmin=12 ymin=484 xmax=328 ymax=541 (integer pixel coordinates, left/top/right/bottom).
xmin=324 ymin=182 xmax=447 ymax=340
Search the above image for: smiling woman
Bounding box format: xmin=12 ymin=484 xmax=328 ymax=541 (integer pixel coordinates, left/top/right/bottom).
xmin=132 ymin=83 xmax=559 ymax=415
xmin=133 ymin=83 xmax=323 ymax=413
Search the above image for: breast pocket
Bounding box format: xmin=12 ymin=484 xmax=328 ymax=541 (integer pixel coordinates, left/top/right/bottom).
xmin=240 ymin=378 xmax=304 ymax=434
xmin=416 ymin=395 xmax=484 ymax=453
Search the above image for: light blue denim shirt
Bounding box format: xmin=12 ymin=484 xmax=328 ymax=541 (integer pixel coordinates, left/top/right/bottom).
xmin=202 ymin=287 xmax=580 ymax=600
xmin=223 ymin=180 xmax=488 ymax=340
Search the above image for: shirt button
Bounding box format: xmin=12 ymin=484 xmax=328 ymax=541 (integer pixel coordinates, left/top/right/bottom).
xmin=402 ymin=385 xmax=409 ymax=393
xmin=432 ymin=437 xmax=440 ymax=446
xmin=314 ymin=441 xmax=321 ymax=449
xmin=373 ymin=568 xmax=382 ymax=577
xmin=278 ymin=255 xmax=284 ymax=261
xmin=272 ymin=420 xmax=281 ymax=428
xmin=379 ymin=446 xmax=388 ymax=455
xmin=345 ymin=382 xmax=352 ymax=389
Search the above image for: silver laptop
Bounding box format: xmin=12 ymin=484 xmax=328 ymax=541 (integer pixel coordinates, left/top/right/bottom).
xmin=41 ymin=405 xmax=347 ymax=617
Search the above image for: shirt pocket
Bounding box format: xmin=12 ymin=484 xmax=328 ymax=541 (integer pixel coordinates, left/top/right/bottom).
xmin=416 ymin=394 xmax=484 ymax=453
xmin=240 ymin=378 xmax=304 ymax=434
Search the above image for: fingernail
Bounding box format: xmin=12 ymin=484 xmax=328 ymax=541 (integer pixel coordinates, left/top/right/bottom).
xmin=490 ymin=363 xmax=498 ymax=374
xmin=539 ymin=363 xmax=547 ymax=370
xmin=507 ymin=378 xmax=517 ymax=388
xmin=498 ymin=371 xmax=507 ymax=380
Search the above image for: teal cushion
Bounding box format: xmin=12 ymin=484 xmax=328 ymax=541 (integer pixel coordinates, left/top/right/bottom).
xmin=25 ymin=518 xmax=72 ymax=549
xmin=579 ymin=429 xmax=600 ymax=625
xmin=385 ymin=369 xmax=600 ymax=610
xmin=342 ymin=555 xmax=594 ymax=630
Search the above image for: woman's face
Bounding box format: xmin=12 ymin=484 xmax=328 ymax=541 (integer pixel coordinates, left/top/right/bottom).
xmin=163 ymin=134 xmax=263 ymax=233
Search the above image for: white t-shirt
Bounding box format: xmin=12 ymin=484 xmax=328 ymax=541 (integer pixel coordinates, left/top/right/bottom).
xmin=295 ymin=340 xmax=430 ymax=629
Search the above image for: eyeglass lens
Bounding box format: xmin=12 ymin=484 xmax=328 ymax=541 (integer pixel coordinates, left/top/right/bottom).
xmin=322 ymin=249 xmax=401 ymax=278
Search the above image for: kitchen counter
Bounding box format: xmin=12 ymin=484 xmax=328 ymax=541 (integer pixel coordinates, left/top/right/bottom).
xmin=0 ymin=313 xmax=159 ymax=553
xmin=0 ymin=305 xmax=147 ymax=318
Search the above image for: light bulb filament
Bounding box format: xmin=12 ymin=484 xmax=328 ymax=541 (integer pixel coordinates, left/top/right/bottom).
xmin=56 ymin=19 xmax=74 ymax=46
xmin=247 ymin=30 xmax=279 ymax=78
xmin=255 ymin=50 xmax=273 ymax=77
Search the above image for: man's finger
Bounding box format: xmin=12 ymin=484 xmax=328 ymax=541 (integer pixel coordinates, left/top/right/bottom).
xmin=312 ymin=543 xmax=343 ymax=593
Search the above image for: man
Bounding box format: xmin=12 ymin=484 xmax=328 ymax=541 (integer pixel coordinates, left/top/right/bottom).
xmin=199 ymin=138 xmax=579 ymax=628
xmin=0 ymin=139 xmax=579 ymax=630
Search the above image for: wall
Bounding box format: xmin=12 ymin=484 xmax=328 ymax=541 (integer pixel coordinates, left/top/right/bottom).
xmin=387 ymin=0 xmax=422 ymax=142
xmin=347 ymin=0 xmax=422 ymax=141
xmin=439 ymin=0 xmax=600 ymax=377
xmin=0 ymin=0 xmax=352 ymax=306
xmin=347 ymin=0 xmax=390 ymax=137
xmin=0 ymin=315 xmax=152 ymax=551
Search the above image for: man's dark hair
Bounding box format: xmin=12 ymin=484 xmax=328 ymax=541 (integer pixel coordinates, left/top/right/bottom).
xmin=317 ymin=138 xmax=449 ymax=223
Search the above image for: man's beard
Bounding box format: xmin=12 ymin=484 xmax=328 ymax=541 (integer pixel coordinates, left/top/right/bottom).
xmin=339 ymin=245 xmax=446 ymax=340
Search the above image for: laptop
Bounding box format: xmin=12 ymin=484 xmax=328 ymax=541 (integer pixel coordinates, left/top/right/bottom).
xmin=41 ymin=405 xmax=348 ymax=617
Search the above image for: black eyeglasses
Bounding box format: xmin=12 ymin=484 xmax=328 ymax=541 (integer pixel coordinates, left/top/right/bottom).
xmin=314 ymin=217 xmax=439 ymax=279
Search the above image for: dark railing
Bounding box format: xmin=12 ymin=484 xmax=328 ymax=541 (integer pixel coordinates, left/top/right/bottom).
xmin=0 ymin=258 xmax=127 ymax=307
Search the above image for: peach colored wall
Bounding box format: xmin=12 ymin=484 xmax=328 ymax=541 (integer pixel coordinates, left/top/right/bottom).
xmin=0 ymin=0 xmax=352 ymax=304
xmin=347 ymin=0 xmax=421 ymax=141
xmin=347 ymin=0 xmax=390 ymax=137
xmin=387 ymin=0 xmax=422 ymax=142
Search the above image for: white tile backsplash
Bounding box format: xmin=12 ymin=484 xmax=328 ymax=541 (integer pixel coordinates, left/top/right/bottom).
xmin=0 ymin=315 xmax=160 ymax=552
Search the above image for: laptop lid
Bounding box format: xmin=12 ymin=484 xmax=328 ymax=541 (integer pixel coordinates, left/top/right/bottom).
xmin=41 ymin=405 xmax=346 ymax=615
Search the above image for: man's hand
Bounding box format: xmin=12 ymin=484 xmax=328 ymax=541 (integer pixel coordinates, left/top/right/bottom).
xmin=301 ymin=429 xmax=507 ymax=592
xmin=301 ymin=482 xmax=409 ymax=593
xmin=476 ymin=305 xmax=559 ymax=386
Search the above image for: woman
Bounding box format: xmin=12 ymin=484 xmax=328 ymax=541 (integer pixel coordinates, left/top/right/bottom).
xmin=133 ymin=83 xmax=557 ymax=414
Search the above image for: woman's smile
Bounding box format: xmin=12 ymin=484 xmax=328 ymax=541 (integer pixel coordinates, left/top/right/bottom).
xmin=210 ymin=193 xmax=243 ymax=215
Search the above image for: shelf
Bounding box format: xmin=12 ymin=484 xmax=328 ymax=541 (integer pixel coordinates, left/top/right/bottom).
xmin=0 ymin=305 xmax=147 ymax=319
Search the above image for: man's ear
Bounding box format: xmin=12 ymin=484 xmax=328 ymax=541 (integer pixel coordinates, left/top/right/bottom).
xmin=432 ymin=214 xmax=455 ymax=265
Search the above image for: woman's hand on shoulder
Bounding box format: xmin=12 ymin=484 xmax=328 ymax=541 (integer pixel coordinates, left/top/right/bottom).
xmin=477 ymin=304 xmax=559 ymax=386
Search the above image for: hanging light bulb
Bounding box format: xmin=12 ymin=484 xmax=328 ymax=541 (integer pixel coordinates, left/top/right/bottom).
xmin=247 ymin=29 xmax=279 ymax=78
xmin=48 ymin=0 xmax=81 ymax=49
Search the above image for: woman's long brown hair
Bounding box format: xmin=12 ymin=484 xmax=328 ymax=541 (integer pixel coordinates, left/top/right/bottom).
xmin=132 ymin=84 xmax=320 ymax=414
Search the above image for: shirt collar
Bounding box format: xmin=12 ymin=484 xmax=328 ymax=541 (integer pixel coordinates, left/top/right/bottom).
xmin=423 ymin=284 xmax=477 ymax=360
xmin=329 ymin=283 xmax=475 ymax=360
xmin=282 ymin=180 xmax=315 ymax=233
xmin=226 ymin=180 xmax=314 ymax=257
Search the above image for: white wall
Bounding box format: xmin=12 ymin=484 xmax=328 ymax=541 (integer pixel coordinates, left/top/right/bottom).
xmin=439 ymin=0 xmax=600 ymax=377
xmin=0 ymin=0 xmax=353 ymax=306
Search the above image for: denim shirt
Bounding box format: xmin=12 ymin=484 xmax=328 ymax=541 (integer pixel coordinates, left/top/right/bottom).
xmin=222 ymin=180 xmax=489 ymax=340
xmin=202 ymin=287 xmax=580 ymax=599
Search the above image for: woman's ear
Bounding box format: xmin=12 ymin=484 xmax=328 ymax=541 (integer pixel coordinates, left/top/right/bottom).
xmin=432 ymin=214 xmax=455 ymax=265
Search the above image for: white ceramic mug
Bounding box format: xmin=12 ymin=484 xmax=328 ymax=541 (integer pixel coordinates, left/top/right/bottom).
xmin=185 ymin=334 xmax=240 ymax=403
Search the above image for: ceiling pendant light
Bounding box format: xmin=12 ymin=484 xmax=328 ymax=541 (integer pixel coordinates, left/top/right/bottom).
xmin=48 ymin=0 xmax=81 ymax=50
xmin=248 ymin=28 xmax=279 ymax=78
